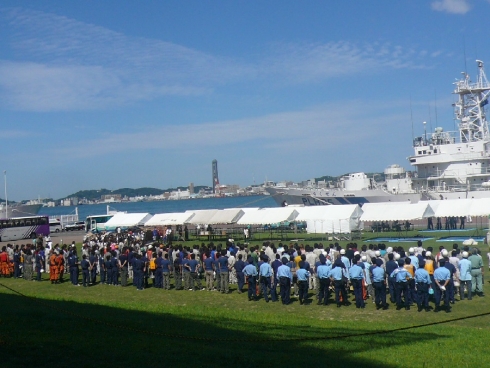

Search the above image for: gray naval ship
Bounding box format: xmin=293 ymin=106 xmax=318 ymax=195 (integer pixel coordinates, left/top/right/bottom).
xmin=267 ymin=60 xmax=490 ymax=206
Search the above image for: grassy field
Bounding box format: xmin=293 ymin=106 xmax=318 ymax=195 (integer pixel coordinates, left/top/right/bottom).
xmin=1 ymin=229 xmax=489 ymax=368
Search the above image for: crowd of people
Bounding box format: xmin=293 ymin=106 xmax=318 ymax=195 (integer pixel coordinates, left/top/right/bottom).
xmin=0 ymin=235 xmax=486 ymax=312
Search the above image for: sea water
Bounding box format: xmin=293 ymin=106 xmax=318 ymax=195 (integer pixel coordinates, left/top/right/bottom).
xmin=39 ymin=195 xmax=278 ymax=221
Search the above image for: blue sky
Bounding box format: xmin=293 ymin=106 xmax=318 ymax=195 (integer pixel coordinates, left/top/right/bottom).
xmin=1 ymin=0 xmax=490 ymax=201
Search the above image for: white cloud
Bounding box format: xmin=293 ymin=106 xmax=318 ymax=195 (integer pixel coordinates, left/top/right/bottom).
xmin=431 ymin=0 xmax=471 ymax=14
xmin=0 ymin=8 xmax=439 ymax=111
xmin=51 ymin=100 xmax=407 ymax=160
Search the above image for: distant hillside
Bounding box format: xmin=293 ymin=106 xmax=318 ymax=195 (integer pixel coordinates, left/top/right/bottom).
xmin=61 ymin=185 xmax=209 ymax=201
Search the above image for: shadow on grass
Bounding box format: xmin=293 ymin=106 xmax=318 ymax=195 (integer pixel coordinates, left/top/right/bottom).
xmin=0 ymin=291 xmax=445 ymax=368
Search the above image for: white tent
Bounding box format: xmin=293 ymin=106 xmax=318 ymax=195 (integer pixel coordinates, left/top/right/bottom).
xmin=429 ymin=198 xmax=490 ymax=217
xmin=104 ymin=212 xmax=153 ymax=229
xmin=295 ymin=205 xmax=362 ymax=234
xmin=428 ymin=199 xmax=473 ymax=218
xmin=206 ymin=208 xmax=245 ymax=225
xmin=144 ymin=212 xmax=194 ymax=226
xmin=185 ymin=209 xmax=220 ymax=225
xmin=236 ymin=207 xmax=298 ymax=225
xmin=360 ymin=202 xmax=434 ymax=222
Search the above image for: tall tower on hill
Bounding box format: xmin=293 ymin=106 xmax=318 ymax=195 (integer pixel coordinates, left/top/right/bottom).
xmin=212 ymin=159 xmax=219 ymax=194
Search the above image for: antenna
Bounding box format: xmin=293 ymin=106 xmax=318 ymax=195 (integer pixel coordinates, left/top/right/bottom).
xmin=434 ymin=90 xmax=438 ymax=126
xmin=410 ymin=95 xmax=414 ymax=140
xmin=428 ymin=103 xmax=433 ymax=133
xmin=462 ymin=34 xmax=468 ymax=75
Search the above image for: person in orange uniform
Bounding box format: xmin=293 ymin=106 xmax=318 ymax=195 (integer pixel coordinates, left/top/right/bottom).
xmin=56 ymin=250 xmax=64 ymax=283
xmin=0 ymin=246 xmax=11 ymax=277
xmin=49 ymin=251 xmax=58 ymax=284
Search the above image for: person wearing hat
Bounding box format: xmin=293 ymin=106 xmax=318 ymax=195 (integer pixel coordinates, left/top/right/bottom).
xmin=317 ymin=254 xmax=332 ymax=305
xmin=390 ymin=259 xmax=412 ymax=310
xmin=468 ymin=248 xmax=484 ymax=297
xmin=243 ymin=257 xmax=258 ymax=301
xmin=277 ymin=257 xmax=293 ymax=305
xmin=408 ymin=248 xmax=419 ymax=270
xmin=433 ymin=259 xmax=451 ymax=312
xmin=458 ymin=251 xmax=472 ymax=300
xmin=423 ymin=251 xmax=437 ymax=292
xmin=372 ymin=258 xmax=388 ymax=310
xmin=67 ymin=249 xmax=80 ymax=286
xmin=414 ymin=260 xmax=431 ymax=312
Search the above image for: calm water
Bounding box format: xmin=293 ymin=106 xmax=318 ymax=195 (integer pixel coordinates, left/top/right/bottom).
xmin=39 ymin=195 xmax=277 ymax=221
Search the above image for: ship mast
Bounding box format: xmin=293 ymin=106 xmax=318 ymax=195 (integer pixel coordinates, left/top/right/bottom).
xmin=454 ymin=60 xmax=490 ymax=143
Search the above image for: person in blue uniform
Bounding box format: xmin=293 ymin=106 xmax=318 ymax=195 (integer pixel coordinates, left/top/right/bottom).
xmin=385 ymin=253 xmax=398 ymax=304
xmin=134 ymin=254 xmax=145 ymax=291
xmin=234 ymin=254 xmax=246 ymax=293
xmin=119 ymin=249 xmax=129 ymax=287
xmin=182 ymin=255 xmax=191 ymax=290
xmin=187 ymin=253 xmax=204 ymax=291
xmin=81 ymin=255 xmax=90 ymax=287
xmin=68 ymin=250 xmax=80 ymax=286
xmin=140 ymin=251 xmax=149 ymax=288
xmin=173 ymin=255 xmax=183 ymax=290
xmin=414 ymin=260 xmax=432 ymax=312
xmin=316 ymin=255 xmax=331 ymax=305
xmin=433 ymin=259 xmax=451 ymax=312
xmin=218 ymin=250 xmax=229 ymax=293
xmin=371 ymin=258 xmax=388 ymax=310
xmin=105 ymin=254 xmax=113 ymax=286
xmin=99 ymin=254 xmax=106 ymax=284
xmin=13 ymin=247 xmax=21 ymax=279
xmin=390 ymin=259 xmax=412 ymax=310
xmin=259 ymin=256 xmax=274 ymax=302
xmin=277 ymin=257 xmax=293 ymax=305
xmin=271 ymin=254 xmax=282 ymax=302
xmin=89 ymin=251 xmax=98 ymax=285
xmin=35 ymin=250 xmax=44 ymax=282
xmin=329 ymin=260 xmax=348 ymax=307
xmin=162 ymin=253 xmax=171 ymax=290
xmin=243 ymin=257 xmax=258 ymax=301
xmin=111 ymin=251 xmax=119 ymax=286
xmin=458 ymin=251 xmax=472 ymax=300
xmin=443 ymin=255 xmax=456 ymax=304
xmin=154 ymin=252 xmax=163 ymax=288
xmin=296 ymin=261 xmax=310 ymax=305
xmin=349 ymin=255 xmax=365 ymax=308
xmin=203 ymin=252 xmax=215 ymax=291
xmin=214 ymin=255 xmax=221 ymax=291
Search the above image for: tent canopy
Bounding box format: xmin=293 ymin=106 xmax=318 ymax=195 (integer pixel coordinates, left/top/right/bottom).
xmin=104 ymin=212 xmax=153 ymax=229
xmin=429 ymin=198 xmax=490 ymax=217
xmin=360 ymin=202 xmax=434 ymax=222
xmin=236 ymin=207 xmax=298 ymax=225
xmin=144 ymin=212 xmax=194 ymax=226
xmin=295 ymin=204 xmax=363 ymax=234
xmin=185 ymin=209 xmax=220 ymax=225
xmin=205 ymin=208 xmax=245 ymax=225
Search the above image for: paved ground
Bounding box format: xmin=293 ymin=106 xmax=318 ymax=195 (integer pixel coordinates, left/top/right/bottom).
xmin=0 ymin=230 xmax=86 ymax=247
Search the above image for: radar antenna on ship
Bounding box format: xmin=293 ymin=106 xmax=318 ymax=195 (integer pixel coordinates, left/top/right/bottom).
xmin=454 ymin=60 xmax=490 ymax=142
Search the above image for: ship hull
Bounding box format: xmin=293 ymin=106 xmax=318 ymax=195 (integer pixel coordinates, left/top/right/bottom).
xmin=0 ymin=204 xmax=43 ymax=218
xmin=266 ymin=187 xmax=421 ymax=206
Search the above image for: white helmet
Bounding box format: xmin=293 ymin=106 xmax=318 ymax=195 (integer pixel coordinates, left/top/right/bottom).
xmin=354 ymin=251 xmax=360 ymax=256
xmin=386 ymin=247 xmax=393 ymax=254
xmin=425 ymin=251 xmax=432 ymax=257
xmin=394 ymin=253 xmax=401 ymax=260
xmin=462 ymin=251 xmax=469 ymax=258
xmin=408 ymin=247 xmax=414 ymax=254
xmin=340 ymin=249 xmax=346 ymax=255
xmin=375 ymin=250 xmax=381 ymax=257
xmin=361 ymin=255 xmax=367 ymax=262
xmin=441 ymin=249 xmax=449 ymax=257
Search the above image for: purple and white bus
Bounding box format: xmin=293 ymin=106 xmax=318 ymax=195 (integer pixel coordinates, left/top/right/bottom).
xmin=0 ymin=215 xmax=50 ymax=242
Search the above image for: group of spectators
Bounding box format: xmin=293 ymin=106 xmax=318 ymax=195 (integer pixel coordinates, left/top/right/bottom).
xmin=0 ymin=236 xmax=486 ymax=312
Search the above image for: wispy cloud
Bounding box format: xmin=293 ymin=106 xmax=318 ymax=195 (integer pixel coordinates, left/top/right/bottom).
xmin=51 ymin=100 xmax=407 ymax=160
xmin=0 ymin=129 xmax=32 ymax=139
xmin=0 ymin=8 xmax=440 ymax=111
xmin=431 ymin=0 xmax=471 ymax=14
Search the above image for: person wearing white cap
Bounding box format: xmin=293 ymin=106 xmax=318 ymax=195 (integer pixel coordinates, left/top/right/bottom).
xmin=361 ymin=255 xmax=374 ymax=303
xmin=408 ymin=248 xmax=419 ymax=270
xmin=340 ymin=249 xmax=350 ymax=277
xmin=468 ymin=248 xmax=484 ymax=297
xmin=458 ymin=251 xmax=472 ymax=300
xmin=433 ymin=258 xmax=451 ymax=312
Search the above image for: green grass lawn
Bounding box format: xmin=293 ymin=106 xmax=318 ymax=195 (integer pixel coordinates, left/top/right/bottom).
xmin=1 ymin=230 xmax=489 ymax=367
